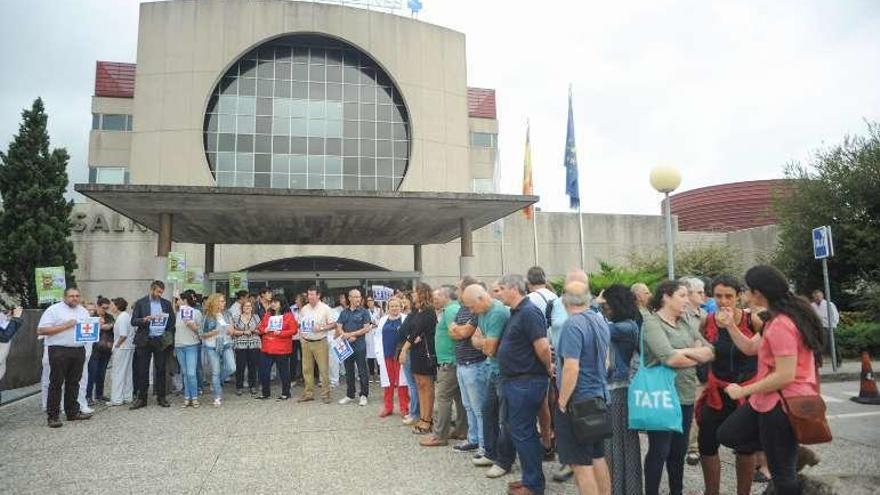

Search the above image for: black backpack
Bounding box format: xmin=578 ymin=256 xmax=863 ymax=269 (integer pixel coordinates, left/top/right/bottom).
xmin=535 ymin=290 xmax=556 ymax=329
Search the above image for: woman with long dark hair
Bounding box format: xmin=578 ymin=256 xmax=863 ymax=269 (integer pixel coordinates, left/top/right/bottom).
xmin=718 ymin=265 xmax=825 ymax=495
xmin=642 ymin=280 xmax=715 ymax=495
xmin=599 ymin=284 xmax=643 ymax=495
xmin=257 ymin=295 xmax=299 ymax=400
xmin=399 ymin=283 xmax=437 ymax=434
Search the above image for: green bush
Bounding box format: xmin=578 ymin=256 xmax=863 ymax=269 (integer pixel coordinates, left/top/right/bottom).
xmin=628 ymin=244 xmax=742 ymax=280
xmin=549 ymin=261 xmax=664 ymax=295
xmin=835 ymin=322 xmax=880 ymax=358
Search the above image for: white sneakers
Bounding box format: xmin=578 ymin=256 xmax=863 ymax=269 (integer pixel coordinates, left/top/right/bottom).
xmin=358 ymin=395 xmax=368 ymax=406
xmin=213 ymin=398 xmax=222 ymax=407
xmin=472 ymin=455 xmax=494 ymax=467
xmin=485 ymin=465 xmax=509 ymax=478
xmin=80 ymin=405 xmax=95 ymax=414
xmin=338 ymin=396 xmax=353 ymax=405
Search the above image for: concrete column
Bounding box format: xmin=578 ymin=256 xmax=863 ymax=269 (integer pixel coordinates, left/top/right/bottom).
xmin=413 ymin=244 xmax=423 ymax=273
xmin=460 ymin=218 xmax=475 ymax=277
xmin=157 ymin=213 xmax=172 ymax=257
xmin=154 ymin=213 xmax=173 ymax=282
xmin=205 ymin=243 xmax=215 ymax=274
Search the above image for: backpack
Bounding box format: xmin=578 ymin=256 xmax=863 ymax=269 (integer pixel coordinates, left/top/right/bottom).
xmin=535 ymin=290 xmax=556 ymax=329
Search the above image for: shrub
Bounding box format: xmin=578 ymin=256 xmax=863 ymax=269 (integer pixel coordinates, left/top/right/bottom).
xmin=834 ymin=322 xmax=880 ymax=358
xmin=549 ymin=262 xmax=665 ymax=295
xmin=628 ymin=244 xmax=742 ymax=281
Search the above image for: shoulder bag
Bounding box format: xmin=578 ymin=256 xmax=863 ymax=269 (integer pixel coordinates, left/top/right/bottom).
xmin=777 ymin=389 xmax=832 ymax=445
xmin=628 ymin=319 xmax=683 ymax=432
xmin=566 ymin=313 xmax=613 ymax=443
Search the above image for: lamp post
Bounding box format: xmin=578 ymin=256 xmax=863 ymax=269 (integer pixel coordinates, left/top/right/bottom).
xmin=650 ymin=166 xmax=682 ymax=280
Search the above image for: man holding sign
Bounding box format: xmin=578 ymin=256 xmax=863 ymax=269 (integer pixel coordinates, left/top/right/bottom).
xmin=130 ymin=280 xmax=175 ymax=409
xmin=37 ymin=287 xmax=93 ymax=427
xmin=336 ymin=289 xmax=373 ymax=406
xmin=297 ymin=286 xmax=337 ymax=404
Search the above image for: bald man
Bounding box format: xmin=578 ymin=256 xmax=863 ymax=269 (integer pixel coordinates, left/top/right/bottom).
xmin=543 ymin=271 xmax=593 ymax=483
xmin=463 ymin=284 xmax=517 ymax=477
xmin=555 ymin=280 xmax=612 ymax=494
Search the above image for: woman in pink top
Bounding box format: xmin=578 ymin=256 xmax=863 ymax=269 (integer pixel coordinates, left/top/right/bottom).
xmin=716 ymin=265 xmax=825 ymax=495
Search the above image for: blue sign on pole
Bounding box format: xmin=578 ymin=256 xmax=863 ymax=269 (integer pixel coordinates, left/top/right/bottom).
xmin=812 ymin=226 xmax=834 ymax=259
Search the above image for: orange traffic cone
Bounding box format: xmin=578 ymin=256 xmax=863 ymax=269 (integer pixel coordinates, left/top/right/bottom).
xmin=851 ymin=351 xmax=880 ymax=405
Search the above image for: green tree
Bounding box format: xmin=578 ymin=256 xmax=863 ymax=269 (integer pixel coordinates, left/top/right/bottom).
xmin=773 ymin=122 xmax=880 ymax=308
xmin=0 ymin=98 xmax=78 ymax=308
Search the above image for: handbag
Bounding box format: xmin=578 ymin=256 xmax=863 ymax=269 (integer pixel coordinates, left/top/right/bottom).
xmin=777 ymin=391 xmax=832 ymax=445
xmin=566 ymin=313 xmax=613 ymax=443
xmin=628 ymin=324 xmax=683 ymax=432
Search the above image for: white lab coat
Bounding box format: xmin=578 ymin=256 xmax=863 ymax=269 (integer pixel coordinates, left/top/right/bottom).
xmin=372 ymin=314 xmax=408 ymax=388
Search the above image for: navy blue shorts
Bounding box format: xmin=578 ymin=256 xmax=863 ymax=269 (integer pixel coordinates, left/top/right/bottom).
xmin=554 ymin=408 xmax=606 ymax=466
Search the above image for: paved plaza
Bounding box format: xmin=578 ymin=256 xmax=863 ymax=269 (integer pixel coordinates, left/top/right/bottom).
xmin=1 ymin=378 xmax=878 ymax=494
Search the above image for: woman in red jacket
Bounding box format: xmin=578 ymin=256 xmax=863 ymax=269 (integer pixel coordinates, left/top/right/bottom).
xmin=257 ymin=296 xmax=299 ymax=400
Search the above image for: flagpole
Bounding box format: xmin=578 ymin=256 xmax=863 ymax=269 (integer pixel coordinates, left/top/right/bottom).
xmin=499 ymin=230 xmax=506 ymax=275
xmin=577 ymin=204 xmax=585 ymax=270
xmin=532 ymin=210 xmax=539 ymax=265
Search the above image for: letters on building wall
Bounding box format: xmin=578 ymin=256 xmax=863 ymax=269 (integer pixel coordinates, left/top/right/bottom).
xmin=71 ymin=212 xmax=149 ymax=234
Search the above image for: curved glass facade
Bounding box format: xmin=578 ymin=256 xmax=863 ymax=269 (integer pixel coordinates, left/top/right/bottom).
xmin=203 ymin=34 xmax=410 ymax=190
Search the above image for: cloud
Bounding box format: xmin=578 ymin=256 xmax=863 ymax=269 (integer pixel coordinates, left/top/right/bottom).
xmin=1 ymin=1 xmax=877 ymax=214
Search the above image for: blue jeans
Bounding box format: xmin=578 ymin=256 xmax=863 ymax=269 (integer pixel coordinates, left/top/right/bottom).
xmin=175 ymin=344 xmax=200 ymax=400
xmin=503 ymin=375 xmax=548 ymax=494
xmin=344 ymin=338 xmax=369 ymax=399
xmin=402 ymin=355 xmax=419 ymax=418
xmin=205 ymin=346 xmax=233 ymax=400
xmin=86 ymin=350 xmax=111 ymax=399
xmin=644 ymin=404 xmax=694 ymax=495
xmin=457 ymin=360 xmax=489 ymax=450
xmin=483 ymin=367 xmax=516 ymax=468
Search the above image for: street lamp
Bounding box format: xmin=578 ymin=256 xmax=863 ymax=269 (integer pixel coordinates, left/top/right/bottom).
xmin=650 ymin=166 xmax=682 ymax=280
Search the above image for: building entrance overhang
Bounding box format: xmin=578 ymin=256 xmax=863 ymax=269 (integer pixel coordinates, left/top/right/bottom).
xmin=74 ymin=184 xmax=537 ymax=246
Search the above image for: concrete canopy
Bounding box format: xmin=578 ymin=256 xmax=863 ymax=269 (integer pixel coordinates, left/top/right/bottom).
xmin=74 ymin=184 xmax=538 ymax=245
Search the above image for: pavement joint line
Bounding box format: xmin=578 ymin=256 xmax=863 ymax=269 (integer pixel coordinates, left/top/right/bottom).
xmin=821 ymin=394 xmax=845 ymax=403
xmin=198 ymin=432 xmax=229 ymax=495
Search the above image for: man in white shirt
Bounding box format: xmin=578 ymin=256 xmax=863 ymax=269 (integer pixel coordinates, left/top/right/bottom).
xmin=228 ymin=290 xmax=248 ymax=320
xmin=37 ymin=287 xmax=93 ymax=427
xmin=524 ymin=266 xmax=561 ymax=471
xmin=812 ymin=289 xmax=840 ymax=360
xmin=297 ymin=286 xmax=337 ymax=404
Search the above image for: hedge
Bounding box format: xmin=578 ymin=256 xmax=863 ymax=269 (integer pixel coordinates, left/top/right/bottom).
xmin=835 ymin=321 xmax=880 ymax=358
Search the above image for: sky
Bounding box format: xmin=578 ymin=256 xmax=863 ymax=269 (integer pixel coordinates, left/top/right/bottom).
xmin=1 ymin=0 xmax=878 ymax=214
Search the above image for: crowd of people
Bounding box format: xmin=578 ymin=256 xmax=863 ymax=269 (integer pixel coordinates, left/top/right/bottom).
xmin=24 ymin=261 xmax=830 ymax=495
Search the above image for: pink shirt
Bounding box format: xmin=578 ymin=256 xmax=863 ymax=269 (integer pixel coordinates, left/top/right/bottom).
xmin=749 ymin=314 xmax=818 ymax=412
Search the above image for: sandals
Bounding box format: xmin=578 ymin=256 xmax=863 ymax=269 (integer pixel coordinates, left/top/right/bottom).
xmin=412 ymin=418 xmax=433 ymax=435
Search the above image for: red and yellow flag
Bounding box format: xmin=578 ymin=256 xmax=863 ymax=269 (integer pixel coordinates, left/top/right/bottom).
xmin=522 ymin=123 xmax=534 ymax=219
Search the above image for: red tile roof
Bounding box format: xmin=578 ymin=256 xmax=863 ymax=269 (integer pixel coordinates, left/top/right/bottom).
xmin=95 ymin=61 xmax=136 ymax=98
xmin=467 ymin=87 xmax=496 ymax=119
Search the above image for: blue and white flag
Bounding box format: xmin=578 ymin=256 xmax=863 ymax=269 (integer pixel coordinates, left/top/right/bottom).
xmin=564 ymin=86 xmax=580 ymax=210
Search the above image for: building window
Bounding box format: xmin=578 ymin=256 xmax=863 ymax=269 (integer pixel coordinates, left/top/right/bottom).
xmin=472 ymin=178 xmax=494 ymax=193
xmin=470 ymin=132 xmax=497 ymax=148
xmin=89 ymin=166 xmax=128 ymax=184
xmin=203 ymin=34 xmax=411 ymax=191
xmin=92 ymin=113 xmax=133 ymax=131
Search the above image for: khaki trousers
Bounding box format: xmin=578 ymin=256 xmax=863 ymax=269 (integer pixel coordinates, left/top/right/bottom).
xmin=301 ymin=338 xmax=330 ymax=399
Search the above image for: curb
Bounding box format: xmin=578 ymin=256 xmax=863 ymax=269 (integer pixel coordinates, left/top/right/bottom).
xmin=0 ymin=387 xmax=40 ymax=408
xmin=819 ymin=372 xmax=862 ymax=384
